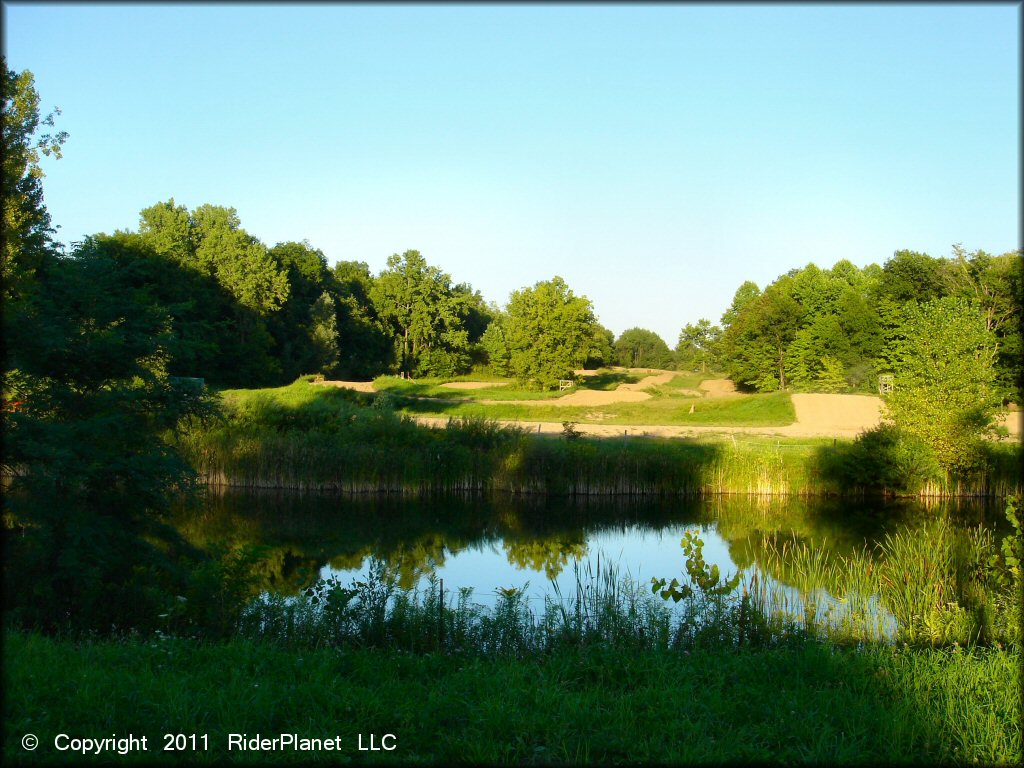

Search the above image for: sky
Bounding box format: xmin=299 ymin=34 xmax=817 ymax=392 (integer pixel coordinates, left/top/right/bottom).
xmin=3 ymin=2 xmax=1019 ymax=345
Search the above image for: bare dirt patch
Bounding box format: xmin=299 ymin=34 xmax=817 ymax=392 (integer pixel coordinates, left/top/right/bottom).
xmin=699 ymin=379 xmax=739 ymax=397
xmin=532 ymin=369 xmax=680 ymax=407
xmin=440 ymin=381 xmax=508 ymax=390
xmin=314 ymin=380 xmax=377 ymax=393
xmin=789 ymin=393 xmax=883 ymax=434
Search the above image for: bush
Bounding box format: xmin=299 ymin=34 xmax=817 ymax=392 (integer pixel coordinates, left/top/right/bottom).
xmin=821 ymin=424 xmax=942 ymax=494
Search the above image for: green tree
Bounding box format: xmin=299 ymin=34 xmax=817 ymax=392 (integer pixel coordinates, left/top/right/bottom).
xmin=943 ymin=245 xmax=1023 ymax=403
xmin=503 ymin=276 xmax=598 ymax=389
xmin=370 ymin=250 xmax=471 ymax=377
xmin=191 ymin=204 xmax=289 ymax=315
xmin=613 ymin=327 xmax=675 ymax=369
xmin=1 ymin=59 xmax=67 ymax=302
xmin=2 ymin=67 xmax=215 ymax=632
xmin=677 ymin=319 xmax=721 ymax=373
xmin=481 ymin=314 xmax=512 ymax=376
xmin=815 ymin=355 xmax=848 ymax=393
xmin=136 ymin=200 xmax=288 ymax=385
xmin=885 ymin=297 xmax=999 ymax=474
xmin=875 ymin=249 xmax=949 ymax=304
xmin=720 ymin=280 xmax=761 ymax=328
xmin=332 ymin=260 xmax=393 ymax=378
xmin=721 ymin=277 xmax=802 ymax=391
xmin=266 ymin=240 xmax=340 ymax=380
xmin=584 ymin=323 xmax=616 ymax=369
xmin=308 ymin=291 xmax=340 ymax=375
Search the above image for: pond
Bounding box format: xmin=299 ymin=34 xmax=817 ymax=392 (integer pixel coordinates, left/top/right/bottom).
xmin=175 ymin=490 xmax=1004 ymax=639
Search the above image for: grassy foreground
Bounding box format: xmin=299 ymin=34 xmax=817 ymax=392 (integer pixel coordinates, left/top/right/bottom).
xmin=4 ymin=630 xmax=1020 ymax=765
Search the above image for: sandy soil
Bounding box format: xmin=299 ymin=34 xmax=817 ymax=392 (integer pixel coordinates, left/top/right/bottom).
xmin=789 ymin=393 xmax=884 ymax=434
xmin=440 ymin=382 xmax=508 ymax=390
xmin=313 ymin=380 xmax=377 ymax=393
xmin=529 ymin=369 xmax=679 ymax=407
xmin=699 ymin=379 xmax=739 ymax=397
xmin=314 ymin=375 xmax=1020 ymax=440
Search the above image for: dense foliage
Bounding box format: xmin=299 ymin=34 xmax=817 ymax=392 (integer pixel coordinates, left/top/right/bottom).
xmin=613 ymin=327 xmax=675 ymax=369
xmin=717 ymin=254 xmax=1021 ymax=401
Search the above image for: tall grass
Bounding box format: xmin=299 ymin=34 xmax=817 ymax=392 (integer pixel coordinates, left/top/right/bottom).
xmin=174 ymin=380 xmax=1021 ymax=498
xmin=753 ymin=507 xmax=1021 ymax=647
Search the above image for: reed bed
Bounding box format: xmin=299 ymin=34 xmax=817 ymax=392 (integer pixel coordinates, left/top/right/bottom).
xmin=752 ymin=512 xmax=1021 ymax=647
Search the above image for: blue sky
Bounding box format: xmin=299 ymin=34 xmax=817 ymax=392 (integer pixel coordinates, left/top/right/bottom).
xmin=4 ymin=3 xmax=1019 ymax=345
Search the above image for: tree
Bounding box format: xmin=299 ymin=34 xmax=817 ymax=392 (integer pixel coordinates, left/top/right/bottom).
xmin=721 ymin=277 xmax=801 ymax=391
xmin=875 ymin=249 xmax=948 ymax=304
xmin=266 ymin=240 xmax=339 ymax=380
xmin=884 ymin=297 xmax=999 ymax=474
xmin=1 ymin=59 xmax=67 ymax=302
xmin=481 ymin=315 xmax=512 ymax=376
xmin=584 ymin=323 xmax=616 ymax=369
xmin=332 ymin=260 xmax=392 ymax=378
xmin=613 ymin=327 xmax=675 ymax=369
xmin=815 ymin=355 xmax=848 ymax=393
xmin=370 ymin=250 xmax=471 ymax=377
xmin=136 ymin=200 xmax=290 ymax=384
xmin=191 ymin=204 xmax=289 ymax=315
xmin=503 ymin=276 xmax=597 ymax=389
xmin=677 ymin=319 xmax=721 ymax=373
xmin=720 ymin=280 xmax=761 ymax=328
xmin=308 ymin=291 xmax=340 ymax=375
xmin=943 ymin=245 xmax=1023 ymax=403
xmin=2 ymin=66 xmax=215 ymax=632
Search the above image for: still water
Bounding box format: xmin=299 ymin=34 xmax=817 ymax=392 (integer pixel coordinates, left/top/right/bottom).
xmin=176 ymin=490 xmax=1001 ymax=635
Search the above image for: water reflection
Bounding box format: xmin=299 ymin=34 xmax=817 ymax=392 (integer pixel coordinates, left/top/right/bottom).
xmin=174 ymin=489 xmax=999 ymax=638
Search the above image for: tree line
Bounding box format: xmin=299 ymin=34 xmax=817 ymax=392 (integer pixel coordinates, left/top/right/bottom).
xmin=76 ymin=204 xmax=1024 ymax=404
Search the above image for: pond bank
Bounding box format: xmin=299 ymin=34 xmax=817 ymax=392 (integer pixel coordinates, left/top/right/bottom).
xmin=177 ymin=420 xmax=1021 ymax=499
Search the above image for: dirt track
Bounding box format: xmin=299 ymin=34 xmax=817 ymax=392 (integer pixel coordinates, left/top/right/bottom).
xmin=314 ymin=374 xmax=1020 ymax=440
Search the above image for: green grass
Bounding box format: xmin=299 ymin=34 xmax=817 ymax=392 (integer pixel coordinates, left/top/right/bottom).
xmin=176 ymin=380 xmax=1019 ymax=497
xmin=5 ymin=631 xmax=1019 ymax=765
xmin=371 ymin=368 xmax=659 ymax=402
xmin=395 ymin=388 xmax=795 ymax=427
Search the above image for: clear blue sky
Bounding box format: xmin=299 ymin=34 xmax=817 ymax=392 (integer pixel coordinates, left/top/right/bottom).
xmin=4 ymin=2 xmax=1019 ymax=345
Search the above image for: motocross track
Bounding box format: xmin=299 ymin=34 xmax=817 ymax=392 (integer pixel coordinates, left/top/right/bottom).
xmin=315 ymin=372 xmax=1020 ymax=440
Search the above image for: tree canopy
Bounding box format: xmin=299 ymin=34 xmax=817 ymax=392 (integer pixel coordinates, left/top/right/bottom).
xmin=501 ymin=276 xmax=598 ymax=389
xmin=613 ymin=328 xmax=675 ymax=370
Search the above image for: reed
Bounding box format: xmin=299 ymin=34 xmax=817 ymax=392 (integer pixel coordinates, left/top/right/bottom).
xmin=172 ymin=380 xmax=1021 ymax=498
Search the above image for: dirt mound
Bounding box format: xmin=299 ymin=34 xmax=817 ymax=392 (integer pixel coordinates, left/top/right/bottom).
xmin=440 ymin=381 xmax=508 ymax=390
xmin=535 ymin=369 xmax=679 ymax=407
xmin=314 ymin=380 xmax=376 ymax=393
xmin=789 ymin=393 xmax=883 ymax=433
xmin=699 ymin=379 xmax=738 ymax=397
xmin=618 ymin=371 xmax=677 ymax=391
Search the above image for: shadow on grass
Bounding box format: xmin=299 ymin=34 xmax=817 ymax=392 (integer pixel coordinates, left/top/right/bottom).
xmin=808 ymin=425 xmax=1022 ymax=497
xmin=3 ymin=628 xmax=1017 ymax=764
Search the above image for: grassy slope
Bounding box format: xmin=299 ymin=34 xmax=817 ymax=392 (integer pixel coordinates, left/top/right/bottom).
xmin=4 ymin=631 xmax=1019 ymax=765
xmin=394 ymin=390 xmax=795 ymax=427
xmin=271 ymin=373 xmax=796 ymax=428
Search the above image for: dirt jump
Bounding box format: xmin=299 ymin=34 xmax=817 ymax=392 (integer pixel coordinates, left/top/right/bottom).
xmin=314 ymin=373 xmax=1020 ymax=440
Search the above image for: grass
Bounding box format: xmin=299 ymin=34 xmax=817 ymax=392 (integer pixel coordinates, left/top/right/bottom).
xmin=371 ymin=368 xmax=659 ymax=402
xmin=175 ymin=379 xmax=1019 ymax=497
xmin=395 ymin=388 xmax=795 ymax=427
xmin=5 ymin=621 xmax=1020 ymax=765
